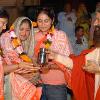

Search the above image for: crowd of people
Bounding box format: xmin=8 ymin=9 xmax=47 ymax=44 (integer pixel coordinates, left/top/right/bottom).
xmin=0 ymin=1 xmax=100 ymax=100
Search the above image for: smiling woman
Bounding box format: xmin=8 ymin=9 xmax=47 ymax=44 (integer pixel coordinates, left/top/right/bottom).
xmin=0 ymin=16 xmax=42 ymax=100
xmin=34 ymin=7 xmax=73 ymax=100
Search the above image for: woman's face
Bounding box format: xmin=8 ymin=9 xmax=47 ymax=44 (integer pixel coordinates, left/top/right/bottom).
xmin=37 ymin=12 xmax=52 ymax=33
xmin=19 ymin=22 xmax=31 ymax=41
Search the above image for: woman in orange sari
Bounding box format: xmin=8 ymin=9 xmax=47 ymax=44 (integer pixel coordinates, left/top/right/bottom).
xmin=0 ymin=17 xmax=42 ymax=100
xmin=34 ymin=7 xmax=73 ymax=100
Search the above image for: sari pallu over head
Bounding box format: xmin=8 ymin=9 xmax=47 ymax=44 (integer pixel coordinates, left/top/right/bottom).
xmin=12 ymin=17 xmax=35 ymax=58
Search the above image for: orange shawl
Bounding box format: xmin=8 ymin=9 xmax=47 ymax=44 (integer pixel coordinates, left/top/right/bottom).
xmin=70 ymin=49 xmax=95 ymax=100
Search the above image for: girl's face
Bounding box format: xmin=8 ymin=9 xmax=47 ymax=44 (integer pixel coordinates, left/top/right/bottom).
xmin=37 ymin=12 xmax=53 ymax=34
xmin=19 ymin=22 xmax=31 ymax=41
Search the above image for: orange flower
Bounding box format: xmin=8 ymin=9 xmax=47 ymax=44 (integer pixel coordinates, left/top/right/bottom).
xmin=11 ymin=38 xmax=21 ymax=48
xmin=48 ymin=25 xmax=54 ymax=34
xmin=19 ymin=53 xmax=32 ymax=63
xmin=32 ymin=22 xmax=38 ymax=27
xmin=10 ymin=25 xmax=14 ymax=31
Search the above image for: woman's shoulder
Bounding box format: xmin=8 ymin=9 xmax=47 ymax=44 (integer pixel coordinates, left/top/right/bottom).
xmin=54 ymin=28 xmax=65 ymax=34
xmin=1 ymin=31 xmax=10 ymax=39
xmin=54 ymin=29 xmax=68 ymax=37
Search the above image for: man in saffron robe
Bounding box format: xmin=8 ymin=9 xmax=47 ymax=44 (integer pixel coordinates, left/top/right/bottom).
xmin=53 ymin=9 xmax=100 ymax=100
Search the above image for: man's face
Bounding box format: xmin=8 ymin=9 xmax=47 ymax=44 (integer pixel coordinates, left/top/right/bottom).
xmin=0 ymin=18 xmax=8 ymax=33
xmin=94 ymin=12 xmax=100 ymax=26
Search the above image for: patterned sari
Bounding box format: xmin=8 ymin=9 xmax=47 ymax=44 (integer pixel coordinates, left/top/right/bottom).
xmin=0 ymin=17 xmax=42 ymax=100
xmin=34 ymin=28 xmax=73 ymax=86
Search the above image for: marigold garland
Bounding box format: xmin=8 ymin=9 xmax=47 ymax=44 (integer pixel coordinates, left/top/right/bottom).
xmin=32 ymin=21 xmax=38 ymax=27
xmin=10 ymin=30 xmax=32 ymax=63
xmin=19 ymin=53 xmax=32 ymax=63
xmin=44 ymin=25 xmax=54 ymax=49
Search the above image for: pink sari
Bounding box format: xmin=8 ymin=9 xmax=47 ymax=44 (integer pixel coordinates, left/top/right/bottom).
xmin=34 ymin=29 xmax=72 ymax=86
xmin=0 ymin=31 xmax=42 ymax=100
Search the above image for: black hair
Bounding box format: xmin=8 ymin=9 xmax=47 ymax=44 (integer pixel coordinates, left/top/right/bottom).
xmin=20 ymin=19 xmax=32 ymax=29
xmin=37 ymin=7 xmax=55 ymax=22
xmin=0 ymin=8 xmax=9 ymax=19
xmin=75 ymin=26 xmax=84 ymax=33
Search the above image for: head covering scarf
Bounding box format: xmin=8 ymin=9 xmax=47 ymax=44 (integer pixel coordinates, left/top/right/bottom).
xmin=12 ymin=17 xmax=34 ymax=58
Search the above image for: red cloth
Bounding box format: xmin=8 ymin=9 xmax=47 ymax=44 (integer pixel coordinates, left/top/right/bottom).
xmin=70 ymin=49 xmax=95 ymax=100
xmin=96 ymin=87 xmax=100 ymax=100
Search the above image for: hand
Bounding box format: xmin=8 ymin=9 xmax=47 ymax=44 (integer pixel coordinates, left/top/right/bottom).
xmin=32 ymin=56 xmax=41 ymax=67
xmin=46 ymin=49 xmax=56 ymax=62
xmin=18 ymin=62 xmax=40 ymax=72
xmin=83 ymin=60 xmax=100 ymax=73
xmin=15 ymin=66 xmax=40 ymax=74
xmin=19 ymin=61 xmax=33 ymax=69
xmin=15 ymin=68 xmax=40 ymax=81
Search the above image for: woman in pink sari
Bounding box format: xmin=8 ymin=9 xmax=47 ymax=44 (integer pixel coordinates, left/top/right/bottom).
xmin=0 ymin=17 xmax=42 ymax=100
xmin=34 ymin=7 xmax=73 ymax=100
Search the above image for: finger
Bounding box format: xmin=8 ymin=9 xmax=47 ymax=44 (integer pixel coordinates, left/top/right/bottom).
xmin=22 ymin=62 xmax=33 ymax=66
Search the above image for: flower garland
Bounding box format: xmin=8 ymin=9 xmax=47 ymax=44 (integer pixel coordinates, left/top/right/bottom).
xmin=43 ymin=25 xmax=55 ymax=49
xmin=32 ymin=21 xmax=55 ymax=49
xmin=9 ymin=30 xmax=32 ymax=63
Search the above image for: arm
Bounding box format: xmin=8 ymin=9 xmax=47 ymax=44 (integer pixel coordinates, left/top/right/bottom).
xmin=4 ymin=62 xmax=40 ymax=75
xmin=4 ymin=64 xmax=19 ymax=75
xmin=54 ymin=53 xmax=73 ymax=69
